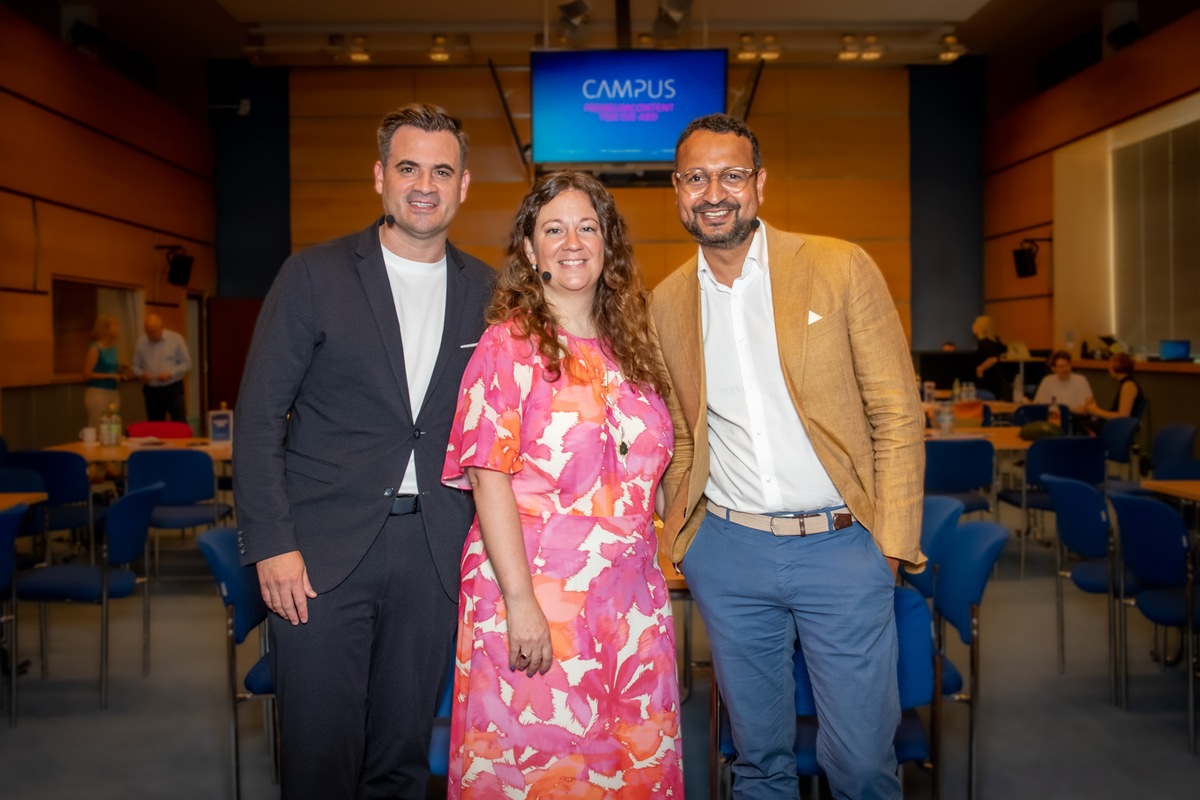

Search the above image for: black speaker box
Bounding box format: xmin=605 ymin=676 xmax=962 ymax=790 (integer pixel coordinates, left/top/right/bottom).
xmin=167 ymin=253 xmax=194 ymax=286
xmin=1012 ymin=248 xmax=1037 ymax=278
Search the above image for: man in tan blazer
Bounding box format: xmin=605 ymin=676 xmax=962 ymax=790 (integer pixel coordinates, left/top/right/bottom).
xmin=652 ymin=114 xmax=925 ymax=800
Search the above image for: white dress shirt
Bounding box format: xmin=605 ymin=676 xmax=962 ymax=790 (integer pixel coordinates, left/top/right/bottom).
xmin=132 ymin=329 xmax=192 ymax=386
xmin=699 ymin=224 xmax=844 ymax=513
xmin=1031 ymin=372 xmax=1093 ymax=408
xmin=382 ymin=246 xmax=446 ymax=494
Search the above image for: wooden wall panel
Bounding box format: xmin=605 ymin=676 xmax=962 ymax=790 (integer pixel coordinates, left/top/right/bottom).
xmin=0 ymin=193 xmax=36 ymax=290
xmin=451 ymin=182 xmax=530 ymax=249
xmin=982 ymin=154 xmax=1053 ymax=238
xmin=0 ymin=7 xmax=212 ymax=177
xmin=787 ymin=69 xmax=909 ymax=115
xmin=985 ymin=297 xmax=1054 ymax=350
xmin=0 ymin=291 xmax=54 ymax=387
xmin=290 ymin=182 xmax=380 ymax=250
xmin=290 ymin=68 xmax=418 ymax=116
xmin=290 ymin=116 xmax=381 ymax=181
xmin=783 ymin=178 xmax=909 ymax=241
xmin=860 ymin=240 xmax=913 ymax=305
xmin=608 ymin=188 xmax=672 ymax=244
xmin=786 ymin=116 xmax=909 ymax=179
xmin=0 ymin=95 xmax=215 ymax=242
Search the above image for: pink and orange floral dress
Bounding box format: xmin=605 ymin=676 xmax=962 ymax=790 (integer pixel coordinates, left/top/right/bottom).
xmin=442 ymin=318 xmax=682 ymax=798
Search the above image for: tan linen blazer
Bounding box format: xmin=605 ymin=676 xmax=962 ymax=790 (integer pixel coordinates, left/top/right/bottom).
xmin=651 ymin=226 xmax=926 ymax=569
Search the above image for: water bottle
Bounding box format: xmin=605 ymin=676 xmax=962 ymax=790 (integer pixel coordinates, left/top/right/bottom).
xmin=938 ymin=403 xmax=954 ymax=436
xmin=100 ymin=403 xmax=121 ymax=445
xmin=951 ymin=378 xmax=961 ymax=402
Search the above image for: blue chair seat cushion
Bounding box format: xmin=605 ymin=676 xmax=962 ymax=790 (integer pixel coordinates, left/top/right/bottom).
xmin=933 ymin=491 xmax=990 ymax=514
xmin=17 ymin=564 xmax=137 ymax=601
xmin=150 ymin=503 xmax=233 ymax=529
xmin=1069 ymin=561 xmax=1142 ymax=595
xmin=1135 ymin=588 xmax=1200 ymax=629
xmin=244 ymin=653 xmax=273 ymax=695
xmin=894 ymin=709 xmax=931 ymax=766
xmin=940 ymin=655 xmax=964 ymax=695
xmin=996 ymin=488 xmax=1053 ymax=511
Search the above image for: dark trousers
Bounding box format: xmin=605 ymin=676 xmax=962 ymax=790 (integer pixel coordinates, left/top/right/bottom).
xmin=269 ymin=511 xmax=457 ymax=800
xmin=143 ymin=381 xmax=186 ymax=421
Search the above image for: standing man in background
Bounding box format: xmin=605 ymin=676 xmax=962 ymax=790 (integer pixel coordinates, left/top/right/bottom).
xmin=652 ymin=114 xmax=925 ymax=800
xmin=233 ymin=103 xmax=495 ymax=799
xmin=132 ymin=312 xmax=192 ymax=422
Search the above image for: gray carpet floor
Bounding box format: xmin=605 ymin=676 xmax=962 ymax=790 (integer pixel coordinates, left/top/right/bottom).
xmin=3 ymin=513 xmax=1199 ymax=799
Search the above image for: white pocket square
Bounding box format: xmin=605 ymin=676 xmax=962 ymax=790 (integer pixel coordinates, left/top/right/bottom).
xmin=459 ymin=342 xmax=478 ymax=349
xmin=807 ymin=310 xmax=823 ymax=325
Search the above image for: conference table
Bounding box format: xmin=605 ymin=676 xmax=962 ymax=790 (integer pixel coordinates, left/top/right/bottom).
xmin=1138 ymin=480 xmax=1200 ymax=503
xmin=45 ymin=437 xmax=231 ymax=464
xmin=925 ymin=425 xmax=1032 ymax=452
xmin=0 ymin=492 xmax=48 ymax=513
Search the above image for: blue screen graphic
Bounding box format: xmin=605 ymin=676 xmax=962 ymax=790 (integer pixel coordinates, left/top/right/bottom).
xmin=531 ymin=49 xmax=727 ymax=166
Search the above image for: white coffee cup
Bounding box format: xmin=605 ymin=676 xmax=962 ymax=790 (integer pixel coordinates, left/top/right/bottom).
xmin=80 ymin=427 xmax=98 ymax=444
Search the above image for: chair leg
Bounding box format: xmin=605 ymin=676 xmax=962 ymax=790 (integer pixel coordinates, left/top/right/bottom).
xmin=1055 ymin=544 xmax=1066 ymax=674
xmin=37 ymin=602 xmax=48 ymax=679
xmin=100 ymin=588 xmax=109 ymax=709
xmin=4 ymin=586 xmax=16 ymax=726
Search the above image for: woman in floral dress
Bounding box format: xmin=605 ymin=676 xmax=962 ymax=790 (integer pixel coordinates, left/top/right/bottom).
xmin=442 ymin=171 xmax=683 ymax=798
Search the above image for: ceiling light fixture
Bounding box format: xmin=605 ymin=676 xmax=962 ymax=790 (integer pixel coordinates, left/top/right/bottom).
xmin=429 ymin=34 xmax=450 ymax=62
xmin=837 ymin=34 xmax=860 ymax=61
xmin=736 ymin=33 xmax=758 ymax=61
xmin=760 ymin=34 xmax=781 ymax=61
xmin=347 ymin=34 xmax=369 ymax=63
xmin=939 ymin=34 xmax=967 ymax=62
xmin=860 ymin=34 xmax=883 ymax=61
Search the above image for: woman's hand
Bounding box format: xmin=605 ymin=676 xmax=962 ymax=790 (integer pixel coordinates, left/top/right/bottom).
xmin=504 ymin=594 xmax=552 ymax=676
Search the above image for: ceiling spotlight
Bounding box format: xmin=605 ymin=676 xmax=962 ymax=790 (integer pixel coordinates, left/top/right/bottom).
xmin=761 ymin=34 xmax=781 ymax=61
xmin=939 ymin=34 xmax=967 ymax=62
xmin=556 ymin=0 xmax=591 ymax=47
xmin=736 ymin=33 xmax=759 ymax=61
xmin=861 ymin=34 xmax=883 ymax=61
xmin=347 ymin=34 xmax=369 ymax=63
xmin=429 ymin=34 xmax=450 ymax=62
xmin=837 ymin=34 xmax=860 ymax=61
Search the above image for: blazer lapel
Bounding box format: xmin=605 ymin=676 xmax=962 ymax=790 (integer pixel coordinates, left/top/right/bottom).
xmin=354 ymin=223 xmax=413 ymax=421
xmin=416 ymin=242 xmax=468 ymax=421
xmin=767 ymin=227 xmax=811 ymax=399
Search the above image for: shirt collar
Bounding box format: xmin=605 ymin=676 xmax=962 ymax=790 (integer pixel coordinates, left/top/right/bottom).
xmin=696 ymin=221 xmax=769 ymax=288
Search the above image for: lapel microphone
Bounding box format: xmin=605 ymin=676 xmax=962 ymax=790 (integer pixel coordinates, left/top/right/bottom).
xmin=750 ymin=218 xmax=761 ymax=229
xmin=381 ymin=214 xmax=396 ymax=226
xmin=541 ymin=271 xmax=552 ymax=282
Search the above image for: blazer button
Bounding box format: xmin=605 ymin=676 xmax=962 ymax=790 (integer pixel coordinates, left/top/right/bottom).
xmin=384 ymin=487 xmax=396 ymax=497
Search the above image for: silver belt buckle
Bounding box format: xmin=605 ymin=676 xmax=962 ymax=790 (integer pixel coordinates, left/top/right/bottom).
xmin=770 ymin=513 xmax=812 ymax=537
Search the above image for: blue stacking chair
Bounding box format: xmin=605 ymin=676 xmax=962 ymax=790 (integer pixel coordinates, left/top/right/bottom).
xmin=1 ymin=504 xmax=24 ymax=725
xmin=428 ymin=657 xmax=457 ymax=779
xmin=932 ymin=521 xmax=1009 ymax=800
xmin=5 ymin=451 xmax=104 ymax=564
xmin=1041 ymin=475 xmax=1134 ymax=699
xmin=16 ymin=482 xmax=163 ymax=709
xmin=197 ymin=527 xmax=277 ymax=800
xmin=0 ymin=467 xmax=46 ymax=568
xmin=1108 ymin=493 xmax=1198 ymax=753
xmin=925 ymin=439 xmax=995 ymax=516
xmin=904 ymin=496 xmax=965 ymax=599
xmin=1010 ymin=403 xmax=1071 ymax=433
xmin=996 ymin=436 xmax=1106 ymax=578
xmin=1110 ymin=424 xmax=1199 ymax=494
xmin=712 ymin=587 xmax=939 ymax=800
xmin=1099 ymin=416 xmax=1141 ymax=482
xmin=128 ymin=449 xmax=233 ymax=579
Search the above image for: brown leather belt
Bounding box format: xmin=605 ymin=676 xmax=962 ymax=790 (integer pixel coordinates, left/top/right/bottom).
xmin=706 ymin=500 xmax=855 ymax=537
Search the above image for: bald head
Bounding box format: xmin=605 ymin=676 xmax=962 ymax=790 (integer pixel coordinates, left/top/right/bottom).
xmin=144 ymin=314 xmax=164 ymax=342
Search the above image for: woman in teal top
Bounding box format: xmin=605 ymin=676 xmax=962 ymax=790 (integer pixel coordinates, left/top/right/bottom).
xmin=82 ymin=314 xmax=128 ymax=428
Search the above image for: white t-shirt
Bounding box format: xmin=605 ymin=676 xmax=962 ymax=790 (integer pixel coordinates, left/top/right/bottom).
xmin=1032 ymin=372 xmax=1093 ymax=409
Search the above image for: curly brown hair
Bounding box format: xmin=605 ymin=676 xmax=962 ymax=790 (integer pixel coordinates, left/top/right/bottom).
xmin=488 ymin=171 xmax=669 ymax=396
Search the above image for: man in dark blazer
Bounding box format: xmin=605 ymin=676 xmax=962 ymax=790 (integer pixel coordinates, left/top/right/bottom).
xmin=233 ymin=103 xmax=495 ymax=799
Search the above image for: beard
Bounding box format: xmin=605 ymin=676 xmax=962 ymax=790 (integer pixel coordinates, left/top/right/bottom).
xmin=684 ymin=202 xmax=755 ymax=249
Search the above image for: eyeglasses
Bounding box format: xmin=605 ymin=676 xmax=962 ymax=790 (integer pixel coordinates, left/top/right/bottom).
xmin=673 ymin=167 xmax=759 ymax=194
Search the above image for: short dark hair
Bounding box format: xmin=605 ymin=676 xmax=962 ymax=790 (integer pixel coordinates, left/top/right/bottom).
xmin=377 ymin=103 xmax=469 ymax=168
xmin=674 ymin=114 xmax=762 ymax=170
xmin=1048 ymin=350 xmax=1072 ymax=366
xmin=1110 ymin=352 xmax=1134 ymax=376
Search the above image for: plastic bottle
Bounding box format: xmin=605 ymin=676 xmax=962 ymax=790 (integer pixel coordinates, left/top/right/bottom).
xmin=938 ymin=403 xmax=954 ymax=436
xmin=951 ymin=378 xmax=961 ymax=402
xmin=101 ymin=402 xmax=122 ymax=446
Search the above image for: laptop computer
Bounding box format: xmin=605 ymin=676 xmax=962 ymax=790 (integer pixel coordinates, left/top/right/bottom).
xmin=1158 ymin=339 xmax=1192 ymax=361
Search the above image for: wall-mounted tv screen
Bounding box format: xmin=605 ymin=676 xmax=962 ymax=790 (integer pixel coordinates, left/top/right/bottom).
xmin=530 ymin=49 xmax=727 ymax=170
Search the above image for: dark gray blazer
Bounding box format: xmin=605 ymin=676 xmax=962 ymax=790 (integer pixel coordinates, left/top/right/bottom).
xmin=232 ymin=219 xmax=495 ymax=598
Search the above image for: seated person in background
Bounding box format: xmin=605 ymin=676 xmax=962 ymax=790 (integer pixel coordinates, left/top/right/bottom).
xmin=1078 ymin=352 xmax=1146 ymax=433
xmin=971 ymin=315 xmax=1007 ymax=399
xmin=1030 ymin=350 xmax=1093 ymax=413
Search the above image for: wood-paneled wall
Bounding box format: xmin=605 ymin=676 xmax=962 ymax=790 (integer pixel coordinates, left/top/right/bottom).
xmin=981 ymin=8 xmax=1200 ymax=349
xmin=288 ymin=64 xmax=913 ymax=337
xmin=0 ymin=6 xmax=215 ymax=394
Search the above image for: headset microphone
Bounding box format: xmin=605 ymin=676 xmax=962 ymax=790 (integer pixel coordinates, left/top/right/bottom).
xmin=541 ymin=271 xmax=552 ymax=282
xmin=381 ymin=214 xmax=396 ymax=226
xmin=750 ymin=218 xmax=761 ymax=229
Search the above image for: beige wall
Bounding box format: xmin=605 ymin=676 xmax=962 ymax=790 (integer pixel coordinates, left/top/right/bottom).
xmin=288 ymin=64 xmax=914 ymax=338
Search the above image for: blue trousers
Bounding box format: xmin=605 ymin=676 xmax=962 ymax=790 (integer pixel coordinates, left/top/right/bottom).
xmin=683 ymin=512 xmax=901 ymax=800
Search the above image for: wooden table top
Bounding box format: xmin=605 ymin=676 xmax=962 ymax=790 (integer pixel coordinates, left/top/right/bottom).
xmin=1137 ymin=480 xmax=1200 ymax=503
xmin=0 ymin=492 xmax=49 ymax=513
xmin=925 ymin=425 xmax=1032 ymax=451
xmin=45 ymin=437 xmax=232 ymax=464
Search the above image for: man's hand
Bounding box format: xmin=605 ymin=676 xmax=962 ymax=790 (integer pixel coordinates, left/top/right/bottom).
xmin=156 ymin=370 xmax=172 ymax=382
xmin=257 ymin=551 xmax=317 ymax=625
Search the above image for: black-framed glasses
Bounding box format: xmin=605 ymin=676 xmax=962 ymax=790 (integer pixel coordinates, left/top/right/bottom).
xmin=673 ymin=167 xmax=758 ymax=194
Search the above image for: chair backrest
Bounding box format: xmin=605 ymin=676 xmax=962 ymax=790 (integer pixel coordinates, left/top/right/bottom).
xmin=1027 ymin=436 xmax=1106 ymax=488
xmin=4 ymin=450 xmax=90 ymax=504
xmin=924 ymin=438 xmax=995 ymax=494
xmin=1109 ymin=493 xmax=1190 ymax=589
xmin=1041 ymin=475 xmax=1109 ymax=559
xmin=127 ymin=421 xmax=194 ymax=439
xmin=127 ymin=449 xmax=216 ymax=505
xmin=975 ymin=389 xmax=997 ymax=401
xmin=1154 ymin=458 xmax=1200 ymax=480
xmin=905 ymin=496 xmax=965 ymax=598
xmin=933 ymin=521 xmax=1010 ymax=645
xmin=1099 ymin=416 xmax=1140 ymax=465
xmin=0 ymin=434 xmax=8 ymax=464
xmin=794 ymin=586 xmax=935 ymax=714
xmin=197 ymin=527 xmax=270 ymax=645
xmin=104 ymin=482 xmax=164 ymax=565
xmin=1151 ymin=424 xmax=1197 ymax=470
xmin=0 ymin=504 xmax=25 ymax=592
xmin=0 ymin=466 xmax=45 ymax=493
